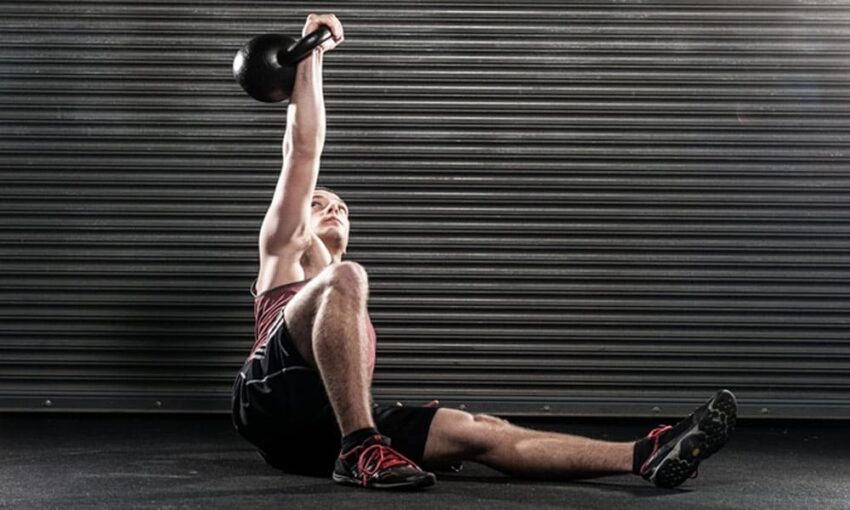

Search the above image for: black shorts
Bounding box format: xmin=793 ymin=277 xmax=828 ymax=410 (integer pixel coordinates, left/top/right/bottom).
xmin=231 ymin=318 xmax=439 ymax=476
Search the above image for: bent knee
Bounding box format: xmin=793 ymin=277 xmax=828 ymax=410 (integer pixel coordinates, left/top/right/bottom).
xmin=324 ymin=261 xmax=369 ymax=297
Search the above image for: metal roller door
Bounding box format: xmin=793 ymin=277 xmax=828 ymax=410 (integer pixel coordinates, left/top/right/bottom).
xmin=1 ymin=1 xmax=848 ymax=418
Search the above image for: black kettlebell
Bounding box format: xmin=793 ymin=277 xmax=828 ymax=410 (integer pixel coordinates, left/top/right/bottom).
xmin=233 ymin=26 xmax=333 ymax=103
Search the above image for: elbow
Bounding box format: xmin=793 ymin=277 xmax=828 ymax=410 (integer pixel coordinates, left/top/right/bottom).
xmin=292 ymin=130 xmax=325 ymax=157
xmin=283 ymin=132 xmax=324 ymax=160
xmin=289 ymin=144 xmax=322 ymax=161
xmin=284 ymin=106 xmax=325 ymax=157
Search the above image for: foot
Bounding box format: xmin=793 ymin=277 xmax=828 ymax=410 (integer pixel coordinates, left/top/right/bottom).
xmin=332 ymin=434 xmax=436 ymax=490
xmin=639 ymin=389 xmax=737 ymax=488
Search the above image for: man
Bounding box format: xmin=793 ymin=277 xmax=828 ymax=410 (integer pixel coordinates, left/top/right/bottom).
xmin=231 ymin=13 xmax=738 ymax=491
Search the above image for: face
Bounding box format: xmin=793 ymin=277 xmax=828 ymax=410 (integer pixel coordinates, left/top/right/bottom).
xmin=310 ymin=190 xmax=350 ymax=252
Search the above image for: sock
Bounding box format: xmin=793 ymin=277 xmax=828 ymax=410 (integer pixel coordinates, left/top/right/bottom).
xmin=633 ymin=414 xmax=696 ymax=473
xmin=632 ymin=436 xmax=655 ymax=474
xmin=341 ymin=427 xmax=380 ymax=453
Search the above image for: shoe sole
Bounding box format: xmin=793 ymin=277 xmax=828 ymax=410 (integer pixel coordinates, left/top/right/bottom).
xmin=332 ymin=472 xmax=436 ymax=490
xmin=650 ymin=389 xmax=738 ymax=488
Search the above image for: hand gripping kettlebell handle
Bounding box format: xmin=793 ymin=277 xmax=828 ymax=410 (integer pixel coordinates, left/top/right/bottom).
xmin=280 ymin=26 xmax=334 ymax=64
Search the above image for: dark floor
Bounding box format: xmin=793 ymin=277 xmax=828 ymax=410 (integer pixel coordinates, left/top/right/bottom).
xmin=0 ymin=413 xmax=847 ymax=510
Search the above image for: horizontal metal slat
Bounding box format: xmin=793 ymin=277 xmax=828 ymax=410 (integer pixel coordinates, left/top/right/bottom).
xmin=2 ymin=0 xmax=849 ymax=418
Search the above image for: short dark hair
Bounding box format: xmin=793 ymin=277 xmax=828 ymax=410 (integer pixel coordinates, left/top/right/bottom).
xmin=314 ymin=185 xmax=340 ymax=197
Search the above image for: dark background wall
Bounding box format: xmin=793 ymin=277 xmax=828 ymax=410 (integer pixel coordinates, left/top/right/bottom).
xmin=1 ymin=1 xmax=848 ymax=418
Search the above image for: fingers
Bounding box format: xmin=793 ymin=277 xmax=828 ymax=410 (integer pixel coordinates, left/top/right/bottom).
xmin=303 ymin=13 xmax=344 ymax=52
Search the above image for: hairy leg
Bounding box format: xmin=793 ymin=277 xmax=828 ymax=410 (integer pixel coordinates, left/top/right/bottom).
xmin=283 ymin=261 xmax=375 ymax=435
xmin=422 ymin=408 xmax=634 ymax=479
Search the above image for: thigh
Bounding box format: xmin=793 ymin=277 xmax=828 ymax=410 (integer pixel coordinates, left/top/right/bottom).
xmin=280 ymin=267 xmax=336 ymax=367
xmin=282 ymin=261 xmax=369 ymax=368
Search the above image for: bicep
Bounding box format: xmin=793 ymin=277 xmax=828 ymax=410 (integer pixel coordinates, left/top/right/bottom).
xmin=256 ymin=251 xmax=306 ymax=293
xmin=259 ymin=154 xmax=319 ymax=253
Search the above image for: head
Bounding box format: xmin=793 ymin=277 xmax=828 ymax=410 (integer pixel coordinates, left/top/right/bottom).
xmin=310 ymin=186 xmax=350 ymax=258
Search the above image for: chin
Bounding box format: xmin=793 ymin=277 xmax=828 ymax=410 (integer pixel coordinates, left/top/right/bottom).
xmin=318 ymin=230 xmax=346 ymax=246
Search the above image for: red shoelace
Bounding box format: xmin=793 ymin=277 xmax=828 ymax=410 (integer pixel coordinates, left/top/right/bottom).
xmin=640 ymin=425 xmax=673 ymax=474
xmin=357 ymin=439 xmax=419 ymax=485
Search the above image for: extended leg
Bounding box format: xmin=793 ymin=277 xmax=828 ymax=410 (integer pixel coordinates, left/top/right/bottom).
xmin=422 ymin=389 xmax=737 ymax=487
xmin=422 ymin=409 xmax=633 ymax=479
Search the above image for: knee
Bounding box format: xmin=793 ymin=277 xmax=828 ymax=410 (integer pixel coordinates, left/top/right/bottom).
xmin=470 ymin=413 xmax=513 ymax=452
xmin=447 ymin=411 xmax=508 ymax=455
xmin=324 ymin=261 xmax=369 ymax=299
xmin=473 ymin=413 xmax=511 ymax=428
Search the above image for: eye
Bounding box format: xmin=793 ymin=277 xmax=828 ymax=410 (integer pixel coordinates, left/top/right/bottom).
xmin=311 ymin=201 xmax=320 ymax=208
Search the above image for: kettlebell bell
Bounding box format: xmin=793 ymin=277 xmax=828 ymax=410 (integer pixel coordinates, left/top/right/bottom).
xmin=233 ymin=26 xmax=333 ymax=103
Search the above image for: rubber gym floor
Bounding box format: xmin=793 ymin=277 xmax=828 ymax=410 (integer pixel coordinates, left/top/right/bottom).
xmin=0 ymin=413 xmax=846 ymax=510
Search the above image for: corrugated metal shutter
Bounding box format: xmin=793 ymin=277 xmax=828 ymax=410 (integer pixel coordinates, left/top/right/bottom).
xmin=1 ymin=1 xmax=848 ymax=418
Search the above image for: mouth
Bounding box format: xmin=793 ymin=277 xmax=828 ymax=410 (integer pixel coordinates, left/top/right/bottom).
xmin=322 ymin=218 xmax=342 ymax=226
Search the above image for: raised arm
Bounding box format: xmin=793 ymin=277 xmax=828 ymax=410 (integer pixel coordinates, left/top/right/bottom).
xmin=257 ymin=14 xmax=344 ymax=285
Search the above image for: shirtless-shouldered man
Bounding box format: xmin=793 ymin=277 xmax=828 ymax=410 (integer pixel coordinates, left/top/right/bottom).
xmin=232 ymin=13 xmax=737 ymax=491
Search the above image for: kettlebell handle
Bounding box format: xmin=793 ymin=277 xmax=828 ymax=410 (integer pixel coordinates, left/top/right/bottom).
xmin=281 ymin=26 xmax=334 ymax=64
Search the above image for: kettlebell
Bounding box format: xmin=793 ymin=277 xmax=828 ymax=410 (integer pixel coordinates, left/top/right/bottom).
xmin=233 ymin=26 xmax=333 ymax=103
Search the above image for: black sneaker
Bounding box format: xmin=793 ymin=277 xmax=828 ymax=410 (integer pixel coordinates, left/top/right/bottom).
xmin=332 ymin=434 xmax=436 ymax=490
xmin=639 ymin=389 xmax=737 ymax=488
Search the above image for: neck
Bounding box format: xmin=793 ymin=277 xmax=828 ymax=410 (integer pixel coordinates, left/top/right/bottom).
xmin=321 ymin=237 xmax=345 ymax=263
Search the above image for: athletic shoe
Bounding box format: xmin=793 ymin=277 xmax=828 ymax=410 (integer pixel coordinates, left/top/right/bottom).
xmin=639 ymin=389 xmax=738 ymax=488
xmin=332 ymin=434 xmax=436 ymax=490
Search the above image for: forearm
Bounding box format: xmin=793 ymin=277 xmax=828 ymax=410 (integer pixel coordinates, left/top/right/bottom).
xmin=284 ymin=49 xmax=326 ymax=158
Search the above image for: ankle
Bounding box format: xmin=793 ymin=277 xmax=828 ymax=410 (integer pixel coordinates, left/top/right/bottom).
xmin=341 ymin=426 xmax=381 ymax=452
xmin=633 ymin=438 xmax=652 ymax=474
